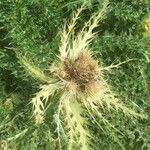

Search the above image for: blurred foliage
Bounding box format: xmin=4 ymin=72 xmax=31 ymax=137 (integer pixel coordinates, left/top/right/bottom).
xmin=0 ymin=0 xmax=150 ymax=149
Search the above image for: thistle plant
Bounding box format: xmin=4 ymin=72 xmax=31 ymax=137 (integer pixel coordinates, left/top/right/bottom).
xmin=16 ymin=1 xmax=145 ymax=149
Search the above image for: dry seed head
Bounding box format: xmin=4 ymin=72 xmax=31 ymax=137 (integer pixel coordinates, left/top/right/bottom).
xmin=56 ymin=51 xmax=100 ymax=94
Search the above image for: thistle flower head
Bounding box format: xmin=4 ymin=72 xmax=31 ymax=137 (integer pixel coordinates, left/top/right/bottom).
xmin=56 ymin=50 xmax=100 ymax=94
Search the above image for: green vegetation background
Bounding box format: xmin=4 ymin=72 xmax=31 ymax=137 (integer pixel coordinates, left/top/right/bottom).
xmin=0 ymin=0 xmax=150 ymax=149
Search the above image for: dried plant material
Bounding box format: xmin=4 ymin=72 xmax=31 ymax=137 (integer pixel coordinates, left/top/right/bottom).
xmin=56 ymin=51 xmax=99 ymax=92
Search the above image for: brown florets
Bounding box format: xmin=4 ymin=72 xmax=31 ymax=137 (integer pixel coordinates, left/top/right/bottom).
xmin=57 ymin=51 xmax=100 ymax=91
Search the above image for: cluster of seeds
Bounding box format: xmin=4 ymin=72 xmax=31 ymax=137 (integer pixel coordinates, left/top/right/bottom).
xmin=57 ymin=51 xmax=99 ymax=91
